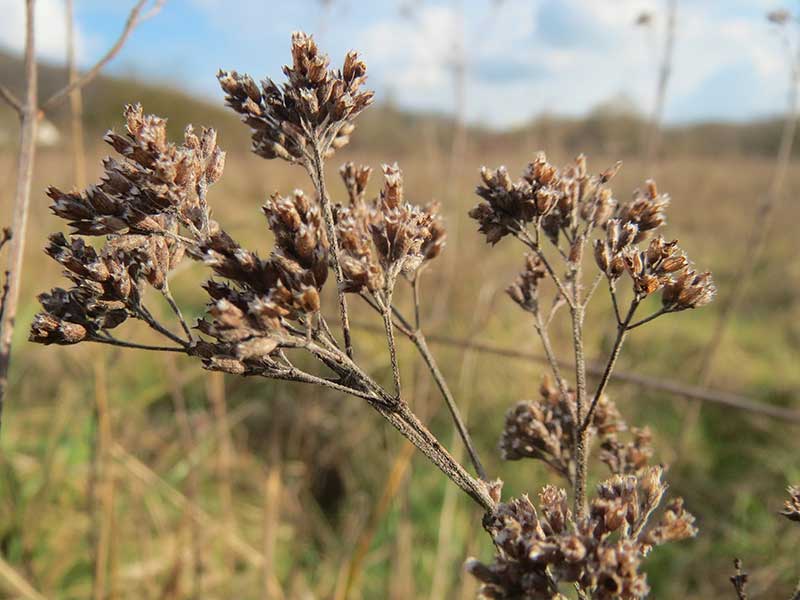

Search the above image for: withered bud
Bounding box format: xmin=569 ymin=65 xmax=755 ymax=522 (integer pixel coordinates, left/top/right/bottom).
xmin=780 ymin=485 xmax=800 ymax=523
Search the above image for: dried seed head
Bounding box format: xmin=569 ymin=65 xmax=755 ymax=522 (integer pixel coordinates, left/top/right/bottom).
xmin=661 ymin=269 xmax=717 ymax=310
xmin=339 ymin=162 xmax=373 ymax=204
xmin=470 ymin=153 xmax=563 ymax=244
xmin=618 ymin=181 xmax=669 ymax=242
xmin=218 ymin=32 xmax=373 ymax=164
xmin=263 ymin=189 xmax=329 ymax=287
xmin=336 ymin=162 xmax=440 ymax=297
xmin=506 ymin=254 xmax=546 ymax=313
xmin=780 ymin=485 xmax=800 ymax=523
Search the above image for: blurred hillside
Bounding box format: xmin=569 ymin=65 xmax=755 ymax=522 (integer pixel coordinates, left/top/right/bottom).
xmin=1 ymin=50 xmax=799 ymax=160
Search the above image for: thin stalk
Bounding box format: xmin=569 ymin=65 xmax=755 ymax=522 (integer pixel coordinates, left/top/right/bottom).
xmin=358 ymin=294 xmax=489 ymax=480
xmin=65 ymin=0 xmax=87 ymax=189
xmin=581 ymin=299 xmax=640 ymax=432
xmin=0 ymin=0 xmax=37 ymax=429
xmin=644 ymin=0 xmax=678 ymax=169
xmin=132 ymin=303 xmax=189 ymax=347
xmin=570 ymin=301 xmax=589 ymax=518
xmin=518 ymin=231 xmax=575 ymax=309
xmin=382 ymin=295 xmax=402 ymax=399
xmin=41 ymin=0 xmax=166 ymax=112
xmin=89 ymin=336 xmax=185 ymax=353
xmin=412 ymin=332 xmax=488 ymax=481
xmin=626 ymin=306 xmax=668 ymax=331
xmin=308 ymin=144 xmax=354 ymax=358
xmin=162 ymin=284 xmax=194 ymax=343
xmin=351 ymin=320 xmax=800 ymax=423
xmin=533 ymin=311 xmax=568 ymax=395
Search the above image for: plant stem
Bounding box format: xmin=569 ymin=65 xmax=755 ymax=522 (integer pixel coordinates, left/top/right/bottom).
xmin=571 ymin=301 xmax=589 ymax=518
xmin=644 ymin=0 xmax=678 ymax=170
xmin=90 ymin=335 xmax=185 ymax=353
xmin=581 ymin=299 xmax=640 ymax=432
xmin=309 ymin=143 xmax=354 ymax=358
xmin=162 ymin=284 xmax=194 ymax=342
xmin=626 ymin=306 xmax=667 ymax=331
xmin=533 ymin=312 xmax=568 ymax=396
xmin=382 ymin=305 xmax=402 ymax=399
xmin=0 ymin=0 xmax=37 ymax=431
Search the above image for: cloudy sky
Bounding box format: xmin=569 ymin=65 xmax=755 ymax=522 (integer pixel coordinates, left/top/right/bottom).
xmin=0 ymin=0 xmax=796 ymax=128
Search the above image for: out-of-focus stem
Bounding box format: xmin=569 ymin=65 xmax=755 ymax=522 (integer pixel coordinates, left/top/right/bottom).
xmin=644 ymin=0 xmax=678 ymax=169
xmin=0 ymin=0 xmax=38 ymax=430
xmin=66 ymin=0 xmax=86 ymax=189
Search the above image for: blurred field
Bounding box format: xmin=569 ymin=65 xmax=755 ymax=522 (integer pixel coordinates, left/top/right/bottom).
xmin=1 ymin=68 xmax=800 ymax=599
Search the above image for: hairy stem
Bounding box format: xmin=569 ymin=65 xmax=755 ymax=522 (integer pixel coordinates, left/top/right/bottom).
xmin=359 ymin=292 xmax=489 ymax=481
xmin=581 ymin=298 xmax=640 ymax=432
xmin=382 ymin=304 xmax=402 ymax=399
xmin=571 ymin=302 xmax=589 ymax=518
xmin=309 ymin=143 xmax=354 ymax=358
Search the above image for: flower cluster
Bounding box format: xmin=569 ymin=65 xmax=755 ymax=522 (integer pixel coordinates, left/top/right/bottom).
xmin=467 ymin=469 xmax=696 ymax=599
xmin=218 ymin=31 xmax=374 ymax=164
xmin=506 ymin=254 xmax=547 ymax=314
xmin=335 ymin=163 xmax=443 ymax=301
xmin=469 ymin=153 xmax=620 ymax=246
xmin=31 ymin=104 xmax=223 ymax=346
xmin=499 ymin=376 xmax=626 ymax=479
xmin=599 ymin=427 xmax=654 ymax=477
xmin=193 ymin=229 xmax=323 ymax=373
xmin=49 ymin=103 xmax=223 ymax=237
xmin=595 ymin=231 xmax=716 ymax=310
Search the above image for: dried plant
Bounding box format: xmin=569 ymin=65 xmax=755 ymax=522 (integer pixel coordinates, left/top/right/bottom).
xmin=30 ymin=32 xmax=728 ymax=598
xmin=465 ymin=152 xmax=714 ymax=598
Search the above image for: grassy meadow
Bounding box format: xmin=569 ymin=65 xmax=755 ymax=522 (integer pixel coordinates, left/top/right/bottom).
xmin=1 ymin=68 xmax=799 ymax=599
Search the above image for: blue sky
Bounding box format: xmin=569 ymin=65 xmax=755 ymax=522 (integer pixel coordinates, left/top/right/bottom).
xmin=0 ymin=0 xmax=796 ymax=128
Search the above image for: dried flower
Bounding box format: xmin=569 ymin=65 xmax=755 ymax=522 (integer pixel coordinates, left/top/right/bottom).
xmin=506 ymin=254 xmax=547 ymax=313
xmin=780 ymin=485 xmax=800 ymax=523
xmin=263 ymin=189 xmax=329 ymax=288
xmin=218 ymin=32 xmax=373 ymax=164
xmin=336 ymin=163 xmax=439 ymax=299
xmin=467 ymin=468 xmax=690 ymax=599
xmin=499 ymin=376 xmax=625 ymax=479
xmin=600 ymin=427 xmax=654 ymax=476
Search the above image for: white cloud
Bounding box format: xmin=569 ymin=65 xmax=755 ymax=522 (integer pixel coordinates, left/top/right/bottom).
xmin=355 ymin=0 xmax=791 ymax=127
xmin=0 ymin=0 xmax=88 ymax=62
